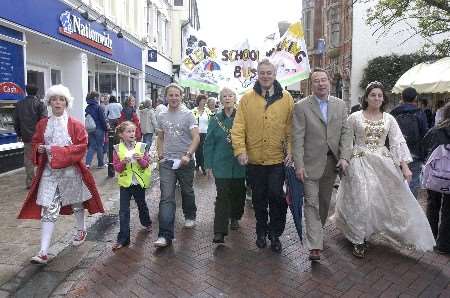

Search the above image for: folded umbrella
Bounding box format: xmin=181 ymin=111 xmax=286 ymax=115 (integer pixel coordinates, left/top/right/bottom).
xmin=285 ymin=165 xmax=304 ymax=242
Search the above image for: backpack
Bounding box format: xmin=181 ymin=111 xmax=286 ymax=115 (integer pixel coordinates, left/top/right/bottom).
xmin=422 ymin=144 xmax=450 ymax=194
xmin=85 ymin=113 xmax=96 ymax=132
xmin=394 ymin=110 xmax=422 ymax=157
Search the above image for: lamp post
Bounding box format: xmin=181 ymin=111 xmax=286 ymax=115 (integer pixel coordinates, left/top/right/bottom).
xmin=107 ymin=128 xmax=115 ymax=177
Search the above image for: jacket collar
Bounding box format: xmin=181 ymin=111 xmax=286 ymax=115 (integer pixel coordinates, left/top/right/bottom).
xmin=253 ymin=80 xmax=284 ymax=108
xmin=307 ymin=95 xmax=337 ymax=124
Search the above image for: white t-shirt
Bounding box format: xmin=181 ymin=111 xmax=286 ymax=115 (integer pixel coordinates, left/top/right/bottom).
xmin=198 ymin=112 xmax=209 ymax=134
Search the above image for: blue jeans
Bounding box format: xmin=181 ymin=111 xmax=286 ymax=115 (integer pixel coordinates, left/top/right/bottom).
xmin=86 ymin=128 xmax=105 ymax=167
xmin=143 ymin=133 xmax=153 ymax=149
xmin=117 ymin=185 xmax=151 ymax=245
xmin=158 ymin=160 xmax=196 ymax=240
xmin=408 ymin=159 xmax=422 ymax=199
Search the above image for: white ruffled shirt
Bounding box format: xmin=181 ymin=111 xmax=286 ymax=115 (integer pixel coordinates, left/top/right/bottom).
xmin=37 ymin=111 xmax=90 ymax=207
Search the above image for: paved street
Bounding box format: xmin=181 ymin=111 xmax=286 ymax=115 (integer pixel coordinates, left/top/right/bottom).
xmin=0 ymin=167 xmax=450 ymax=297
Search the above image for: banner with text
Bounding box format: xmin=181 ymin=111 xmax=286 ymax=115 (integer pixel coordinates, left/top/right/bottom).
xmin=179 ymin=22 xmax=310 ymax=94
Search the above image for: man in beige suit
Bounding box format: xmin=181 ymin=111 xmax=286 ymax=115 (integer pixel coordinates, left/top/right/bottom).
xmin=292 ymin=68 xmax=351 ymax=261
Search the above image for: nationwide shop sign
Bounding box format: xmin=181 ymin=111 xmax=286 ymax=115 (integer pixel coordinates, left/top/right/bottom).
xmin=58 ymin=10 xmax=113 ymax=54
xmin=0 ymin=39 xmax=25 ymax=101
xmin=179 ymin=22 xmax=310 ymax=94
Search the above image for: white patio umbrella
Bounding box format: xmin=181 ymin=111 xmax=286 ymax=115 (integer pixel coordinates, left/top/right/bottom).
xmin=392 ymin=57 xmax=450 ymax=94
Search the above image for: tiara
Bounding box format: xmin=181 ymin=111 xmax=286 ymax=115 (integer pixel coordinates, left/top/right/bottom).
xmin=366 ymin=81 xmax=384 ymax=89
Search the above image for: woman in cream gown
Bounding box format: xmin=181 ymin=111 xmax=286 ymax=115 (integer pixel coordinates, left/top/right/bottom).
xmin=335 ymin=81 xmax=435 ymax=258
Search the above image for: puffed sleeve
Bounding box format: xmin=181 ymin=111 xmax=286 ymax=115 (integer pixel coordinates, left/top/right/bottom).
xmin=340 ymin=112 xmax=356 ymax=161
xmin=387 ymin=114 xmax=413 ymax=165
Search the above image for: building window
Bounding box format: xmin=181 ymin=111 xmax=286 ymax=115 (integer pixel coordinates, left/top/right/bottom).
xmin=174 ymin=0 xmax=183 ymax=6
xmin=303 ymin=9 xmax=313 ymax=49
xmin=51 ymin=69 xmax=61 ymax=85
xmin=125 ymin=0 xmax=132 ymax=30
xmin=146 ymin=1 xmax=152 ymax=37
xmin=157 ymin=11 xmax=163 ymax=51
xmin=165 ymin=20 xmax=170 ymax=54
xmin=91 ymin=0 xmax=104 ymax=11
xmin=327 ymin=5 xmax=340 ymax=47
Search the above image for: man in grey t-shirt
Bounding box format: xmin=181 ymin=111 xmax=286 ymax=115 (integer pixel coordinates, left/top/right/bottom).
xmin=154 ymin=83 xmax=200 ymax=248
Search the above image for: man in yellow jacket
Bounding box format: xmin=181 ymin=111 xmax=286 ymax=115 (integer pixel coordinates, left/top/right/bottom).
xmin=231 ymin=58 xmax=294 ymax=253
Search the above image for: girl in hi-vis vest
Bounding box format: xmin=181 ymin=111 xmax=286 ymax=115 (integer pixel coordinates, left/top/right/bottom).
xmin=112 ymin=121 xmax=152 ymax=251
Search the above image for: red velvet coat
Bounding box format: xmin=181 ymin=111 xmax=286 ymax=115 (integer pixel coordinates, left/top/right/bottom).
xmin=18 ymin=117 xmax=105 ymax=219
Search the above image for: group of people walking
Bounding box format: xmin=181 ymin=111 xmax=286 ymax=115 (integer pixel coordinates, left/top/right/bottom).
xmin=15 ymin=58 xmax=449 ymax=265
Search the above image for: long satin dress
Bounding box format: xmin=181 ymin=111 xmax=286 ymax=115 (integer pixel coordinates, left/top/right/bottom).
xmin=334 ymin=111 xmax=435 ymax=251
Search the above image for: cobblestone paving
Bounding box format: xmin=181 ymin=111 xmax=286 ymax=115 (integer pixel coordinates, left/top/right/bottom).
xmin=56 ymin=176 xmax=450 ymax=298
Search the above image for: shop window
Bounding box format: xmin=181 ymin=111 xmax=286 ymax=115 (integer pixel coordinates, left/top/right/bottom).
xmin=174 ymin=0 xmax=183 ymax=6
xmin=51 ymin=69 xmax=61 ymax=86
xmin=98 ymin=73 xmax=117 ymax=95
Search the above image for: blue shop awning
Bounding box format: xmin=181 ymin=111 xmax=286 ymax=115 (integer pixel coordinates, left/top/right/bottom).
xmin=145 ymin=66 xmax=172 ymax=86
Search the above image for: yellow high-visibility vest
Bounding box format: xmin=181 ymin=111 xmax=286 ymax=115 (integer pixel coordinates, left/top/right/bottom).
xmin=116 ymin=142 xmax=152 ymax=188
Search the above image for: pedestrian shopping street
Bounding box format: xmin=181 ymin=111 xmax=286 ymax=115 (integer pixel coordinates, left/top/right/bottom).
xmin=1 ymin=168 xmax=449 ymax=297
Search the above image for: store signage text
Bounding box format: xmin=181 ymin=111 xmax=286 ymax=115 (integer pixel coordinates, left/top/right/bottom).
xmin=0 ymin=82 xmax=24 ymax=96
xmin=59 ymin=11 xmax=113 ymax=54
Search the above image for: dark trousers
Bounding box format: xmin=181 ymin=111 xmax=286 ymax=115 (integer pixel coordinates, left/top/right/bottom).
xmin=214 ymin=178 xmax=246 ymax=235
xmin=117 ymin=185 xmax=151 ymax=245
xmin=195 ymin=133 xmax=206 ymax=171
xmin=158 ymin=160 xmax=196 ymax=240
xmin=427 ymin=190 xmax=450 ymax=252
xmin=247 ymin=163 xmax=287 ymax=238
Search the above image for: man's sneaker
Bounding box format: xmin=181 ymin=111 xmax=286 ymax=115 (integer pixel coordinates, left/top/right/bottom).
xmin=31 ymin=253 xmax=48 ymax=264
xmin=154 ymin=237 xmax=170 ymax=247
xmin=184 ymin=219 xmax=196 ymax=228
xmin=72 ymin=230 xmax=87 ymax=246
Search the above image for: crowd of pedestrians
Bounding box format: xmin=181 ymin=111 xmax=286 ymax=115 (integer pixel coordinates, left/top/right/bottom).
xmin=14 ymin=59 xmax=450 ymax=266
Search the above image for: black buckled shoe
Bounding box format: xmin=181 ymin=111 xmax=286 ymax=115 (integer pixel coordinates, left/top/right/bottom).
xmin=213 ymin=233 xmax=225 ymax=244
xmin=256 ymin=235 xmax=267 ymax=248
xmin=230 ymin=219 xmax=239 ymax=230
xmin=352 ymin=244 xmax=366 ymax=258
xmin=270 ymin=237 xmax=282 ymax=253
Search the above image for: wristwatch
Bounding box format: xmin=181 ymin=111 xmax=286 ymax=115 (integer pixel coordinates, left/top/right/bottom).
xmin=185 ymin=151 xmax=193 ymax=159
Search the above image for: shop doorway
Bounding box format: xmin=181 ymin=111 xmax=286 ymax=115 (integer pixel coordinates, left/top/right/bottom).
xmin=27 ymin=66 xmax=46 ymax=100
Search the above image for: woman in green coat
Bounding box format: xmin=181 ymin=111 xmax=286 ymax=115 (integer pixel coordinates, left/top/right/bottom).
xmin=204 ymin=87 xmax=246 ymax=244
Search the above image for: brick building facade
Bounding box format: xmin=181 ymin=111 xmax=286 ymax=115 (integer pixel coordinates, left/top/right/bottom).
xmin=301 ymin=0 xmax=352 ymax=105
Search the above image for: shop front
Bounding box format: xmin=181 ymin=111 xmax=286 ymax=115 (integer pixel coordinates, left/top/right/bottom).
xmin=145 ymin=50 xmax=173 ymax=107
xmin=0 ymin=0 xmax=144 ymax=173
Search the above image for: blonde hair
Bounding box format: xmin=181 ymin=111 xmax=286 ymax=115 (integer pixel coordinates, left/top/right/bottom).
xmin=219 ymin=87 xmax=237 ymax=102
xmin=44 ymin=84 xmax=73 ymax=109
xmin=164 ymin=83 xmax=184 ymax=96
xmin=115 ymin=121 xmax=136 ymax=139
xmin=124 ymin=96 xmax=136 ymax=107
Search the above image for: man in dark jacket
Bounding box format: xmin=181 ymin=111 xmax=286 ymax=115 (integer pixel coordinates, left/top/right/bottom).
xmin=13 ymin=85 xmax=47 ymax=188
xmin=85 ymin=91 xmax=108 ymax=168
xmin=391 ymin=87 xmax=429 ymax=198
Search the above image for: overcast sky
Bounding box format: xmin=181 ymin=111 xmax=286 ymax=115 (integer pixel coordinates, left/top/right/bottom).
xmin=196 ymin=0 xmax=302 ymax=48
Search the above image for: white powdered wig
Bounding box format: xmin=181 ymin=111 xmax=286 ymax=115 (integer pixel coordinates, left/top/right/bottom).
xmin=44 ymin=84 xmax=74 ymax=109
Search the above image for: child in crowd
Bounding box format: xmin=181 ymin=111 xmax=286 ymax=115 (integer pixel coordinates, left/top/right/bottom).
xmin=112 ymin=121 xmax=152 ymax=251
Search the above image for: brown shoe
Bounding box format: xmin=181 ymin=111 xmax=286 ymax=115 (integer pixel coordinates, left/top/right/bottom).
xmin=309 ymin=249 xmax=321 ymax=261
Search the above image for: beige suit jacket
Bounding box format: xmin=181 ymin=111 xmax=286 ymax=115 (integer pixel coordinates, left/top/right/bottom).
xmin=292 ymin=95 xmax=352 ymax=180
